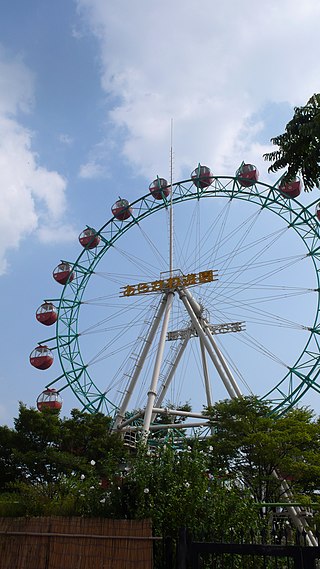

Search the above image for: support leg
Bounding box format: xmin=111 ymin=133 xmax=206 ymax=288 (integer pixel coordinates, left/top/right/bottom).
xmin=113 ymin=295 xmax=167 ymax=430
xmin=178 ymin=289 xmax=237 ymax=399
xmin=142 ymin=292 xmax=174 ymax=437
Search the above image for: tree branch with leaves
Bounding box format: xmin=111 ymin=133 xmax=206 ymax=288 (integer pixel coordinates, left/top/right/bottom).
xmin=263 ymin=94 xmax=320 ymax=191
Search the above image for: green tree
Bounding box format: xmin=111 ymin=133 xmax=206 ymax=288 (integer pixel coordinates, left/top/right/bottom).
xmin=3 ymin=398 xmax=320 ymax=539
xmin=122 ymin=441 xmax=260 ymax=538
xmin=0 ymin=404 xmax=126 ymax=499
xmin=0 ymin=425 xmax=18 ymax=491
xmin=0 ymin=403 xmax=262 ymax=532
xmin=206 ymin=397 xmax=320 ymax=504
xmin=12 ymin=403 xmax=67 ymax=486
xmin=60 ymin=408 xmax=125 ymax=479
xmin=263 ymin=93 xmax=320 ymax=191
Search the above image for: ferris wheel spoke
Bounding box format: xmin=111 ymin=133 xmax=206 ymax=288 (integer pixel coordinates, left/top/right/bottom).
xmin=191 ymin=207 xmax=262 ymax=276
xmin=212 ymin=290 xmax=311 ymax=330
xmin=212 ymin=340 xmax=254 ymax=395
xmin=205 ymin=255 xmax=311 ymax=322
xmin=112 ymin=242 xmax=165 ymax=279
xmin=225 ymin=329 xmax=289 ymax=367
xmin=212 ymin=231 xmax=289 ymax=302
xmin=137 ymin=221 xmax=169 ymax=270
xmin=188 ymin=224 xmax=292 ymax=311
xmin=88 ymin=338 xmax=138 ymax=367
xmin=213 ymin=226 xmax=288 ymax=270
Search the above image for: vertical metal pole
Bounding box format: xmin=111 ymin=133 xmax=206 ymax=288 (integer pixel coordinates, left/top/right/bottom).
xmin=199 ymin=338 xmax=213 ymax=407
xmin=143 ymin=292 xmax=174 ymax=437
xmin=169 ymin=118 xmax=174 ymax=276
xmin=113 ymin=295 xmax=167 ymax=430
xmin=177 ymin=527 xmax=189 ymax=569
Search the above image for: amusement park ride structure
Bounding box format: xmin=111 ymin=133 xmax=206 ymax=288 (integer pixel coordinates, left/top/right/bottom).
xmin=30 ymin=159 xmax=320 ymax=543
xmin=31 ymin=161 xmax=320 ymax=424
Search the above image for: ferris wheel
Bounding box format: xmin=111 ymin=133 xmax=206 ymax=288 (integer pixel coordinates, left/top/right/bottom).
xmin=31 ymin=162 xmax=320 ymax=438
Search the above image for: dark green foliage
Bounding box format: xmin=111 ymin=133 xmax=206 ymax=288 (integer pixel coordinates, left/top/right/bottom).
xmin=12 ymin=404 xmax=68 ymax=486
xmin=206 ymin=397 xmax=320 ymax=504
xmin=0 ymin=426 xmax=18 ymax=490
xmin=0 ymin=403 xmax=126 ymax=494
xmin=0 ymin=403 xmax=262 ymax=534
xmin=263 ymin=93 xmax=320 ymax=191
xmin=1 ymin=398 xmax=320 ymax=538
xmin=122 ymin=442 xmax=260 ymax=538
xmin=60 ymin=409 xmax=124 ymax=479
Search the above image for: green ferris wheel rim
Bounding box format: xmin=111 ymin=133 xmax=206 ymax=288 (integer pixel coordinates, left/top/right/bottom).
xmin=42 ymin=173 xmax=320 ymax=417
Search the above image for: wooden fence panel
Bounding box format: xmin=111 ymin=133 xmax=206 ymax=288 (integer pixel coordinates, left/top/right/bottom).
xmin=0 ymin=517 xmax=153 ymax=569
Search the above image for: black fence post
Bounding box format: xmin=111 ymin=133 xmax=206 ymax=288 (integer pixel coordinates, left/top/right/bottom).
xmin=299 ymin=548 xmax=318 ymax=569
xmin=164 ymin=535 xmax=174 ymax=569
xmin=177 ymin=527 xmax=188 ymax=569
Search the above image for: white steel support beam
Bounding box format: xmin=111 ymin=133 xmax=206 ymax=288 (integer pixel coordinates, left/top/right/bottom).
xmin=272 ymin=472 xmax=318 ymax=546
xmin=203 ymin=322 xmax=242 ymax=398
xmin=113 ymin=295 xmax=168 ymax=430
xmin=149 ymin=421 xmax=210 ymax=430
xmin=127 ymin=421 xmax=211 ymax=431
xmin=152 ymin=408 xmax=209 ymax=419
xmin=183 ymin=287 xmax=242 ymax=398
xmin=154 ymin=332 xmax=191 ymax=410
xmin=142 ymin=292 xmax=174 ymax=437
xmin=116 ymin=410 xmax=144 ymax=429
xmin=200 ymin=338 xmax=213 ymax=407
xmin=178 ymin=289 xmax=237 ymax=399
xmin=183 ymin=287 xmax=204 ymax=315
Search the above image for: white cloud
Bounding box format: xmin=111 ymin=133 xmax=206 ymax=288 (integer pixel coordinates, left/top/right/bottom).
xmin=71 ymin=25 xmax=84 ymax=40
xmin=0 ymin=50 xmax=73 ymax=275
xmin=77 ymin=0 xmax=320 ymax=181
xmin=79 ymin=160 xmax=106 ymax=179
xmin=59 ymin=133 xmax=74 ymax=146
xmin=37 ymin=223 xmax=78 ymax=244
xmin=0 ymin=48 xmax=34 ymax=115
xmin=78 ymin=139 xmax=112 ymax=179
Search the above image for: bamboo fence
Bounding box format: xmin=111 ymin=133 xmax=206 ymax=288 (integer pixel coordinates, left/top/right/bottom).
xmin=0 ymin=517 xmax=154 ymax=569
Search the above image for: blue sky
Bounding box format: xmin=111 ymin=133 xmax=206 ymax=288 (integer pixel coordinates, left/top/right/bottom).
xmin=1 ymin=0 xmax=320 ymax=426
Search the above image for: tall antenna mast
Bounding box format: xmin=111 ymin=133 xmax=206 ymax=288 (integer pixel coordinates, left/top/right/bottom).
xmin=169 ymin=118 xmax=174 ymax=276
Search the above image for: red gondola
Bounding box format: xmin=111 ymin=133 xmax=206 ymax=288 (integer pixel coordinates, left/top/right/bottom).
xmin=279 ymin=178 xmax=302 ymax=199
xmin=236 ymin=163 xmax=259 ymax=187
xmin=316 ymin=203 xmax=320 ymax=221
xmin=36 ymin=303 xmax=58 ymax=326
xmin=79 ymin=228 xmax=101 ymax=249
xmin=30 ymin=345 xmax=54 ymax=370
xmin=149 ymin=177 xmax=170 ymax=200
xmin=53 ymin=262 xmax=75 ymax=285
xmin=111 ymin=198 xmax=132 ymax=221
xmin=191 ymin=165 xmax=213 ymax=189
xmin=37 ymin=389 xmax=62 ymax=412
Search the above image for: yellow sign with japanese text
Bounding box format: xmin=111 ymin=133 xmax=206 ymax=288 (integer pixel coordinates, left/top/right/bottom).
xmin=120 ymin=270 xmax=217 ymax=297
